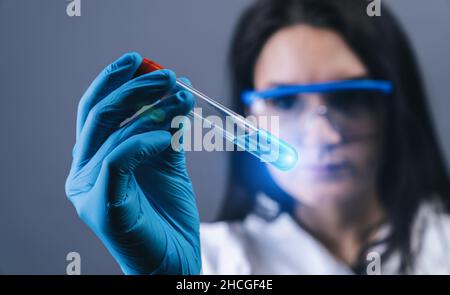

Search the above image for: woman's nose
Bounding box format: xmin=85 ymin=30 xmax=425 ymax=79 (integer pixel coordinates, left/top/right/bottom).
xmin=299 ymin=106 xmax=342 ymax=147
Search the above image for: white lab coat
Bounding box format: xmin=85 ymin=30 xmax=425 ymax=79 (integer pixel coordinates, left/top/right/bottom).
xmin=200 ymin=195 xmax=450 ymax=274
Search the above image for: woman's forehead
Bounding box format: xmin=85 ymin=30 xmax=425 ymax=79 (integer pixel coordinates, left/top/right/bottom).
xmin=254 ymin=24 xmax=368 ymax=89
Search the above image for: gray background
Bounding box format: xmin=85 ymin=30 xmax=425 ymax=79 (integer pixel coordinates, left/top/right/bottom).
xmin=0 ymin=0 xmax=449 ymax=274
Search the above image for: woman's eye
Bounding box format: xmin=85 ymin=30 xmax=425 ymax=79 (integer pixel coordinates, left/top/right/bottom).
xmin=326 ymin=91 xmax=379 ymax=116
xmin=268 ymin=95 xmax=298 ymax=110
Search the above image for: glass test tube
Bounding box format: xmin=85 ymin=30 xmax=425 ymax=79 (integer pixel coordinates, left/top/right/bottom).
xmin=134 ymin=58 xmax=298 ymax=171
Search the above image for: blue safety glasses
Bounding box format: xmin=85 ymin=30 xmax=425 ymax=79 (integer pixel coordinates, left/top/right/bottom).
xmin=241 ymin=79 xmax=393 ymax=105
xmin=241 ymin=79 xmax=393 ymax=140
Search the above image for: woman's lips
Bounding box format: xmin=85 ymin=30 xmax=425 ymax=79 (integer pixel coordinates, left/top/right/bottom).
xmin=302 ymin=162 xmax=351 ymax=178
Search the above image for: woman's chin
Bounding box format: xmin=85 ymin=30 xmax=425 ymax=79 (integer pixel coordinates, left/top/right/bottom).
xmin=270 ymin=166 xmax=358 ymax=205
xmin=294 ymin=184 xmax=355 ymax=206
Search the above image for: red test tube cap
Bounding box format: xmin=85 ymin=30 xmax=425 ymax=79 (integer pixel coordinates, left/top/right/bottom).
xmin=134 ymin=58 xmax=165 ymax=77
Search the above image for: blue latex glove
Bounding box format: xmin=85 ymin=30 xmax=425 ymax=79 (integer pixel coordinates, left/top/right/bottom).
xmin=65 ymin=52 xmax=201 ymax=274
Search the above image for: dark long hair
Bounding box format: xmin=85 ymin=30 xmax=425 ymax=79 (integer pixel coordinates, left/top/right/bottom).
xmin=218 ymin=0 xmax=450 ymax=273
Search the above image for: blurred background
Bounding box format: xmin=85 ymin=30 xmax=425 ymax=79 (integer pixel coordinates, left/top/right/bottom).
xmin=0 ymin=0 xmax=449 ymax=274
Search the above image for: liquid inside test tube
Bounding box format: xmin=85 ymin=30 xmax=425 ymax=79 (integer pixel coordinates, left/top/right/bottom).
xmin=233 ymin=131 xmax=298 ymax=171
xmin=134 ymin=58 xmax=299 ymax=171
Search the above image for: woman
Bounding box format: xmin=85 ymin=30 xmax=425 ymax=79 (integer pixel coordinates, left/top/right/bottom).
xmin=65 ymin=0 xmax=450 ymax=274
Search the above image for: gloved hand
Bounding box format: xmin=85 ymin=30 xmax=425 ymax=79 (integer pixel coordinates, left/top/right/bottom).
xmin=65 ymin=52 xmax=201 ymax=274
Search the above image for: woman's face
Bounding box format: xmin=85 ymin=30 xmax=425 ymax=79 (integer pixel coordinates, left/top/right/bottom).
xmin=251 ymin=25 xmax=383 ymax=207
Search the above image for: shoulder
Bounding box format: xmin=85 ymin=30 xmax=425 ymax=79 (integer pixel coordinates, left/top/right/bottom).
xmin=200 ymin=220 xmax=248 ymax=250
xmin=199 ymin=211 xmax=284 ymax=275
xmin=199 ymin=220 xmax=250 ymax=274
xmin=410 ymin=198 xmax=450 ymax=274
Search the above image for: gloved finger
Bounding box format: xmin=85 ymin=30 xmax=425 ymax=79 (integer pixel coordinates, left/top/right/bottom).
xmin=100 ymin=130 xmax=172 ymax=214
xmin=166 ymin=77 xmax=194 ymax=158
xmin=171 ymin=77 xmax=193 ymax=99
xmin=76 ymin=52 xmax=142 ymax=140
xmin=114 ymin=89 xmax=194 ymax=148
xmin=79 ymin=89 xmax=194 ymax=173
xmin=73 ymin=69 xmax=176 ymax=167
xmin=176 ymin=77 xmax=192 ymax=87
